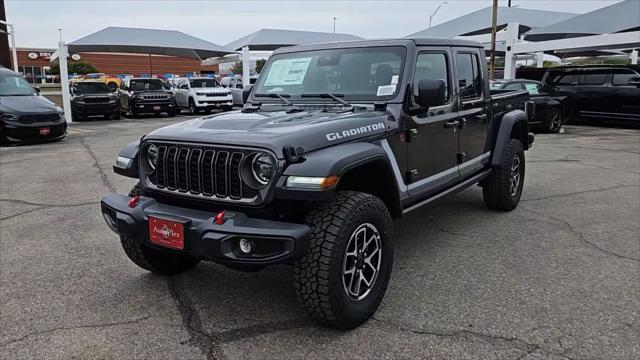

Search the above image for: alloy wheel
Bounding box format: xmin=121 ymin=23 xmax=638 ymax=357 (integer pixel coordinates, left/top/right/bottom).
xmin=509 ymin=155 xmax=521 ymax=197
xmin=342 ymin=223 xmax=382 ymax=301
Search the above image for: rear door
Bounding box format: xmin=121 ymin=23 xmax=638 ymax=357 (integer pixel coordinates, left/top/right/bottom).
xmin=608 ymin=68 xmax=640 ymax=120
xmin=407 ymin=48 xmax=460 ymax=197
xmin=574 ymin=69 xmax=610 ymax=118
xmin=454 ymin=49 xmax=490 ymax=178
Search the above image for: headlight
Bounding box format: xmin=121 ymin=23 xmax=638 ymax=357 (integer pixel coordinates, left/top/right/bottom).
xmin=252 ymin=153 xmax=275 ymax=185
xmin=146 ymin=144 xmax=158 ymax=170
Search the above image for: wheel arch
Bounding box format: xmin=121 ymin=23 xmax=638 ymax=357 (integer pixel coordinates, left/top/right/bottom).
xmin=491 ymin=110 xmax=530 ymax=168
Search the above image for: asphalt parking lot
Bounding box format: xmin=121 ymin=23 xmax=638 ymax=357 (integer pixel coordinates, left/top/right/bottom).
xmin=1 ymin=116 xmax=638 ymax=360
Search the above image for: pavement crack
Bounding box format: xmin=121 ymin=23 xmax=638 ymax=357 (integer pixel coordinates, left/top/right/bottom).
xmin=79 ymin=137 xmax=117 ymax=192
xmin=0 ymin=199 xmax=97 ymax=221
xmin=524 ymin=207 xmax=639 ymax=262
xmin=216 ymin=319 xmax=311 ymax=343
xmin=0 ymin=316 xmax=154 ymax=347
xmin=522 ymin=184 xmax=638 ymax=202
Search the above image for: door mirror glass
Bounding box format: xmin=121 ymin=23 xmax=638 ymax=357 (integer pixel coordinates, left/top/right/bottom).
xmin=416 ymin=79 xmax=446 ymax=108
xmin=242 ymin=84 xmax=254 ymax=104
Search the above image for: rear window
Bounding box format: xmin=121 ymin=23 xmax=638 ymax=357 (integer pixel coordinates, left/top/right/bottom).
xmin=612 ymin=70 xmax=639 ymax=86
xmin=548 ymin=71 xmax=577 ymax=85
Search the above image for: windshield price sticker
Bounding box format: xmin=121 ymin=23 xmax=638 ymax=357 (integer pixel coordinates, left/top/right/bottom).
xmin=377 ymin=85 xmax=396 ymax=96
xmin=391 ymin=75 xmax=399 ymax=85
xmin=524 ymin=83 xmax=539 ymax=95
xmin=264 ymin=57 xmax=313 ymax=86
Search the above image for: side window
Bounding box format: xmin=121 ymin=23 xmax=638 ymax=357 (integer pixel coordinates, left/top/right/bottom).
xmin=612 ymin=70 xmax=638 ymax=86
xmin=504 ymin=83 xmax=524 ymax=91
xmin=578 ymin=70 xmax=608 ymax=86
xmin=412 ymin=53 xmax=449 ymax=102
xmin=456 ymin=53 xmax=482 ymax=100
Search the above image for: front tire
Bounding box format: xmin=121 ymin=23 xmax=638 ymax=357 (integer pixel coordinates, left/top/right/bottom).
xmin=483 ymin=139 xmax=525 ymax=211
xmin=294 ymin=191 xmax=394 ymax=329
xmin=120 ymin=236 xmax=200 ymax=275
xmin=188 ymin=99 xmax=198 ymax=114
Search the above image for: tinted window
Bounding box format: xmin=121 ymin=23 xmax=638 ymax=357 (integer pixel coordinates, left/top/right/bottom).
xmin=456 ymin=53 xmax=482 ymax=99
xmin=130 ymin=79 xmax=167 ymax=91
xmin=612 ymin=70 xmax=639 ymax=86
xmin=413 ymin=53 xmax=449 ymax=102
xmin=0 ymin=74 xmax=36 ymax=96
xmin=548 ymin=71 xmax=577 ymax=85
xmin=504 ymin=83 xmax=523 ymax=91
xmin=190 ymin=79 xmax=219 ymax=88
xmin=578 ymin=71 xmax=607 ymax=85
xmin=73 ymin=82 xmax=110 ymax=94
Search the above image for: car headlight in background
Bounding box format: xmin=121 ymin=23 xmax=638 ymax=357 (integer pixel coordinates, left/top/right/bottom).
xmin=146 ymin=144 xmax=158 ymax=170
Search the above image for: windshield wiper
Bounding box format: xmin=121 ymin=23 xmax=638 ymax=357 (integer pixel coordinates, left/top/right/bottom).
xmin=301 ymin=93 xmax=351 ymax=107
xmin=254 ymin=93 xmax=294 ymax=106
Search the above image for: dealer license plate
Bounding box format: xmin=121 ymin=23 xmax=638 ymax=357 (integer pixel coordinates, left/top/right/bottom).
xmin=153 ymin=106 xmax=161 ymax=111
xmin=39 ymin=127 xmax=51 ymax=136
xmin=148 ymin=216 xmax=184 ymax=250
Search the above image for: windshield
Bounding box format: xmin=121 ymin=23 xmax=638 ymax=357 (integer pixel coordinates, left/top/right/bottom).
xmin=130 ymin=79 xmax=168 ymax=91
xmin=253 ymin=46 xmax=406 ymax=101
xmin=190 ymin=79 xmax=219 ymax=88
xmin=74 ymin=82 xmax=111 ymax=94
xmin=0 ymin=74 xmax=36 ymax=96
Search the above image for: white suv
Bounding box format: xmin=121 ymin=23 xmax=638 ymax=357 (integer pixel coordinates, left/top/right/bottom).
xmin=173 ymin=77 xmax=233 ymax=113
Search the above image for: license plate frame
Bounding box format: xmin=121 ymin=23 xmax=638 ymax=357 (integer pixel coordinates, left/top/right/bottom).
xmin=39 ymin=127 xmax=51 ymax=136
xmin=148 ymin=216 xmax=185 ymax=250
xmin=153 ymin=105 xmax=162 ymax=111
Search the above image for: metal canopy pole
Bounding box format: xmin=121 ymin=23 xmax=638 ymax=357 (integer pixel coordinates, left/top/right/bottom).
xmin=241 ymin=46 xmax=250 ymax=88
xmin=503 ymin=22 xmax=520 ymax=80
xmin=488 ymin=0 xmax=498 ymax=80
xmin=58 ymin=41 xmax=72 ymax=123
xmin=631 ymin=49 xmax=638 ymax=65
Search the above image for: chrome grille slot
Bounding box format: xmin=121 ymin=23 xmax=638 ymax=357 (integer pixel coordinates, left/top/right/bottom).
xmin=145 ymin=143 xmax=268 ymax=204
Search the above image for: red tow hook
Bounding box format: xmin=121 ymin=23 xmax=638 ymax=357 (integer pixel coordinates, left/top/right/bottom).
xmin=128 ymin=196 xmax=140 ymax=208
xmin=214 ymin=211 xmax=226 ymax=225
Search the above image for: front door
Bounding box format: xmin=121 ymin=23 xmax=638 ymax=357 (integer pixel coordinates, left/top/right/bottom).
xmin=454 ymin=50 xmax=490 ymax=178
xmin=407 ymin=50 xmax=460 ymax=197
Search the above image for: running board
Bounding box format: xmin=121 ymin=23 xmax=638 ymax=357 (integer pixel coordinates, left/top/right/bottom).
xmin=402 ymin=170 xmax=492 ymax=215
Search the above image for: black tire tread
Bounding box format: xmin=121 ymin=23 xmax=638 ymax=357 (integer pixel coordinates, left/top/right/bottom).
xmin=293 ymin=191 xmax=392 ymax=329
xmin=483 ymin=139 xmax=524 ymax=211
xmin=120 ymin=236 xmax=199 ymax=275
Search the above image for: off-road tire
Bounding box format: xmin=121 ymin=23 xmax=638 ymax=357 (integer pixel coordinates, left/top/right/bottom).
xmin=483 ymin=139 xmax=525 ymax=211
xmin=293 ymin=191 xmax=394 ymax=329
xmin=120 ymin=236 xmax=200 ymax=275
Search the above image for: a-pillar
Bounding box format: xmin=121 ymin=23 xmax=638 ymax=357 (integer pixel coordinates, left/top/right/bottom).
xmin=241 ymin=46 xmax=250 ymax=88
xmin=57 ymin=41 xmax=72 ymax=123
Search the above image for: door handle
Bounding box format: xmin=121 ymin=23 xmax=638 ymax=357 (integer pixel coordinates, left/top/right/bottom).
xmin=443 ymin=120 xmax=460 ymax=129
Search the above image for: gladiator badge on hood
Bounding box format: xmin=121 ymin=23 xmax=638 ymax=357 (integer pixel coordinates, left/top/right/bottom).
xmin=326 ymin=123 xmax=385 ymax=141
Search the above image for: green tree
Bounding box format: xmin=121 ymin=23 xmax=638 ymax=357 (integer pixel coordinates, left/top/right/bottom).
xmin=255 ymin=58 xmax=267 ymax=74
xmin=48 ymin=60 xmax=98 ymax=75
xmin=230 ymin=61 xmax=243 ymax=75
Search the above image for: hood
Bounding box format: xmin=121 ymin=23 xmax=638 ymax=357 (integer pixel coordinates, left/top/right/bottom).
xmin=0 ymin=95 xmax=62 ymax=115
xmin=145 ymin=109 xmax=391 ymax=158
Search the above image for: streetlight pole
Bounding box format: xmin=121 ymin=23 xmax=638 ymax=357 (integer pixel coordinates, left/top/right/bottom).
xmin=489 ymin=0 xmax=498 ymax=80
xmin=333 ymin=17 xmax=337 ymax=33
xmin=429 ymin=1 xmax=448 ymax=28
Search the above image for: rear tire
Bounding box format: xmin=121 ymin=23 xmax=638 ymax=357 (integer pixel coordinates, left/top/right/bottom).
xmin=120 ymin=236 xmax=200 ymax=275
xmin=544 ymin=107 xmax=562 ymax=133
xmin=294 ymin=191 xmax=393 ymax=329
xmin=483 ymin=139 xmax=525 ymax=211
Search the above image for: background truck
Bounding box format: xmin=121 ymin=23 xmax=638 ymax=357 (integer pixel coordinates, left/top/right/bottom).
xmin=102 ymin=38 xmax=534 ymax=329
xmin=171 ymin=77 xmax=233 ymax=113
xmin=118 ymin=78 xmax=176 ymax=118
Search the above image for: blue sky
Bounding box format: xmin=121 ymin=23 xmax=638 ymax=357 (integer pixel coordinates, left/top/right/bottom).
xmin=6 ymin=0 xmax=623 ymax=48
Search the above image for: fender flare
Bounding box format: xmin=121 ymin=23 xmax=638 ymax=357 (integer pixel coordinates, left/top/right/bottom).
xmin=113 ymin=141 xmax=140 ymax=178
xmin=491 ymin=110 xmax=529 ymax=168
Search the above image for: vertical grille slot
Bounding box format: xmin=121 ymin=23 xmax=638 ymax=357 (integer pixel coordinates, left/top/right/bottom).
xmin=229 ymin=152 xmax=244 ymax=199
xmin=166 ymin=147 xmax=178 ymax=190
xmin=177 ymin=148 xmax=190 ymax=192
xmin=201 ymin=150 xmax=215 ymax=196
xmin=215 ymin=151 xmax=229 ymax=197
xmin=189 ymin=149 xmax=202 ymax=194
xmin=156 ymin=146 xmax=167 ymax=187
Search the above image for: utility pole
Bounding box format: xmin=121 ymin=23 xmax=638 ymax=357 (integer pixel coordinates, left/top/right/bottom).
xmin=488 ymin=0 xmax=498 ymax=80
xmin=0 ymin=0 xmax=11 ymax=69
xmin=332 ymin=17 xmax=337 ymax=33
xmin=508 ymin=0 xmax=512 ymax=7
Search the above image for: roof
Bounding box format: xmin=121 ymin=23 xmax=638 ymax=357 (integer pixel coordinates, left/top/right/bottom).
xmin=225 ymin=28 xmax=364 ymax=51
xmin=68 ymin=26 xmax=232 ymax=59
xmin=526 ymin=0 xmax=640 ymax=41
xmin=406 ymin=6 xmax=576 ymax=38
xmin=272 ymin=38 xmax=483 ymax=55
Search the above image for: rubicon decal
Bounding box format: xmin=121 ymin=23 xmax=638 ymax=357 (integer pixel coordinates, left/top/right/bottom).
xmin=326 ymin=123 xmax=385 ymax=141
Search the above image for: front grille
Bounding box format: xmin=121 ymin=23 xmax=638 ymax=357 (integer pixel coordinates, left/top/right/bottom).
xmin=148 ymin=144 xmax=261 ymax=202
xmin=142 ymin=94 xmax=169 ymax=100
xmin=19 ymin=114 xmax=60 ymax=124
xmin=84 ymin=97 xmax=110 ymax=103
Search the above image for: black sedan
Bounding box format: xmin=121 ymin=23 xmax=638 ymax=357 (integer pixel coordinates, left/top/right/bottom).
xmin=0 ymin=66 xmax=67 ymax=145
xmin=491 ymin=79 xmax=569 ymax=133
xmin=71 ymin=81 xmax=120 ymax=121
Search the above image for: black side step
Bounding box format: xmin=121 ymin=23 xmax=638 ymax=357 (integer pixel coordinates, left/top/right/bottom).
xmin=402 ymin=170 xmax=492 ymax=215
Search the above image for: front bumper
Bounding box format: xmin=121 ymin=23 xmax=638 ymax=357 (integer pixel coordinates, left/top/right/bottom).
xmin=1 ymin=121 xmax=67 ymax=143
xmin=100 ymin=193 xmax=311 ymax=266
xmin=73 ymin=102 xmax=119 ymax=117
xmin=133 ymin=101 xmax=175 ymax=113
xmin=194 ymin=96 xmax=233 ymax=108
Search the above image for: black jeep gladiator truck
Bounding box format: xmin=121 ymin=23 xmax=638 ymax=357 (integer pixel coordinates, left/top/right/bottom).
xmin=101 ymin=38 xmax=534 ymax=329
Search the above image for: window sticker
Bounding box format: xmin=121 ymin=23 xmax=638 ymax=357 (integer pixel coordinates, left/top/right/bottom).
xmin=391 ymin=75 xmax=399 ymax=85
xmin=377 ymin=85 xmax=396 ymax=96
xmin=524 ymin=83 xmax=539 ymax=95
xmin=264 ymin=57 xmax=312 ymax=86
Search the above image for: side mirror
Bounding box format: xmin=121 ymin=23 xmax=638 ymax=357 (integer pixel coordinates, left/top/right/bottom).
xmin=242 ymin=84 xmax=254 ymax=104
xmin=628 ymin=77 xmax=640 ymax=87
xmin=416 ymin=79 xmax=446 ymax=108
xmin=34 ymin=86 xmax=41 ymax=94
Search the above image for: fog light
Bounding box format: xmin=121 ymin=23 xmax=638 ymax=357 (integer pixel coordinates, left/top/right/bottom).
xmin=238 ymin=238 xmax=253 ymax=254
